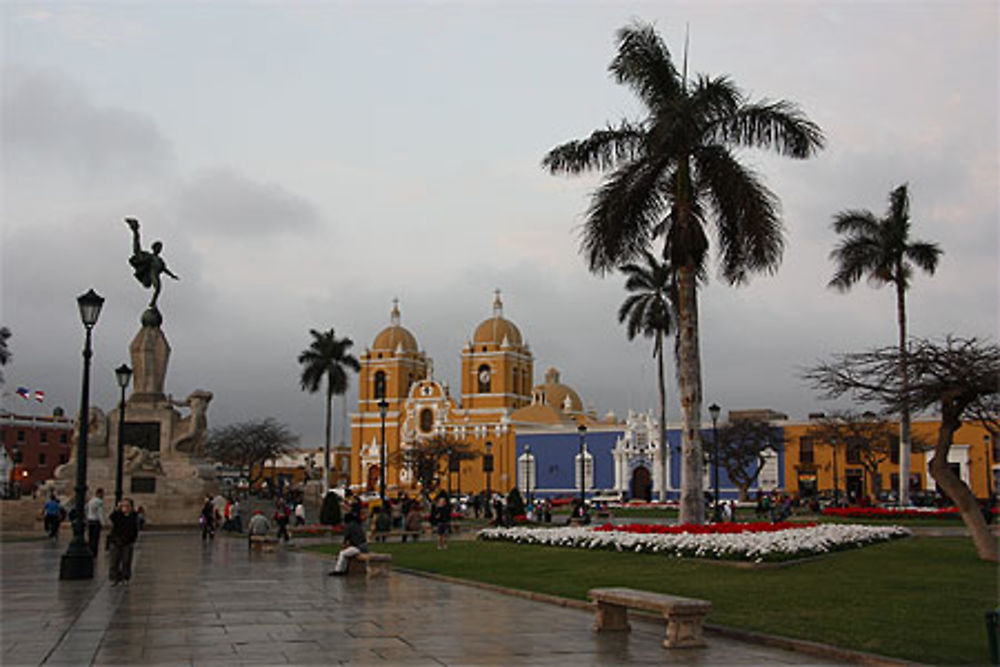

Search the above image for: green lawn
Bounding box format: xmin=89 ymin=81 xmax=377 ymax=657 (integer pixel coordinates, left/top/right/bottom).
xmin=312 ymin=536 xmax=996 ymax=664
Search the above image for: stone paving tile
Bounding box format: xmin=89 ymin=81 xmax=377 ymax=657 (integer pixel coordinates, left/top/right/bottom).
xmin=2 ymin=531 xmax=854 ymax=666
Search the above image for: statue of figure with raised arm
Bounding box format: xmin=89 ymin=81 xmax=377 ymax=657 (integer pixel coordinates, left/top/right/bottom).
xmin=126 ymin=218 xmax=179 ymax=313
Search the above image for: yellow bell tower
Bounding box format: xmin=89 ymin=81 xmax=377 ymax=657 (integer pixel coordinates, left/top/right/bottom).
xmin=461 ymin=290 xmax=533 ymax=412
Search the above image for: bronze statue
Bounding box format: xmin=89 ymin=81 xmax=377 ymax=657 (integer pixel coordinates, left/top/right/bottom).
xmin=126 ymin=218 xmax=178 ymax=311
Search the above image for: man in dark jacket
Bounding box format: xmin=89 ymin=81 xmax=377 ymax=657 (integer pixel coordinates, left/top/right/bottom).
xmin=108 ymin=498 xmax=141 ymax=586
xmin=328 ymin=513 xmax=369 ymax=576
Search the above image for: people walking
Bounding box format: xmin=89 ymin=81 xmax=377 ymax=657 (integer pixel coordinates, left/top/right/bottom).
xmin=108 ymin=498 xmax=140 ymax=586
xmin=273 ymin=500 xmax=291 ymax=543
xmin=42 ymin=493 xmax=63 ymax=539
xmin=86 ymin=488 xmax=107 ymax=557
xmin=200 ymin=497 xmax=215 ymax=540
xmin=430 ymin=491 xmax=451 ymax=550
xmin=327 ymin=512 xmax=368 ymax=576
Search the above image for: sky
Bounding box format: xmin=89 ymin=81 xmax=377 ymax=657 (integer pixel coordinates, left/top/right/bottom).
xmin=1 ymin=1 xmax=997 ymax=449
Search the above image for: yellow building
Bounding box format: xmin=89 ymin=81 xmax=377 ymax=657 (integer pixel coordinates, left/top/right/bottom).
xmin=783 ymin=417 xmax=997 ymax=501
xmin=350 ymin=292 xmax=534 ymax=496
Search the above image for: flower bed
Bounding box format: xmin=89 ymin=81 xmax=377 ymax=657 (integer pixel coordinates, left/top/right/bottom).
xmin=478 ymin=522 xmax=909 ymax=563
xmin=821 ymin=506 xmax=996 ymax=520
xmin=592 ymin=521 xmax=813 ymax=535
xmin=289 ymin=524 xmax=344 ymax=537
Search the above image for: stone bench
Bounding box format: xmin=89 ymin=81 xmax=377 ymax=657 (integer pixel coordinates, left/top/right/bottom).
xmin=588 ymin=587 xmax=711 ymax=649
xmin=346 ymin=552 xmax=392 ymax=579
xmin=248 ymin=534 xmax=279 ymax=551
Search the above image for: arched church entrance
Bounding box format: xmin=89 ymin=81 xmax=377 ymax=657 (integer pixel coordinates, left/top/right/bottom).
xmin=630 ymin=466 xmax=652 ymax=501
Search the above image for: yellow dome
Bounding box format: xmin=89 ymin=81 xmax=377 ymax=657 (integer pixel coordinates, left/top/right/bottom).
xmin=472 ymin=290 xmax=523 ymax=347
xmin=533 ymin=367 xmax=582 ymax=413
xmin=372 ymin=300 xmax=419 ymax=353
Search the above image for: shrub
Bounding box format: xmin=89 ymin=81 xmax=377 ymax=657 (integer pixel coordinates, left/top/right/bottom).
xmin=319 ymin=491 xmax=342 ymax=526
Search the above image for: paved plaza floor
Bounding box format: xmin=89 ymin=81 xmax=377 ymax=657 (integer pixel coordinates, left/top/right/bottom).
xmin=1 ymin=531 xmax=848 ymax=665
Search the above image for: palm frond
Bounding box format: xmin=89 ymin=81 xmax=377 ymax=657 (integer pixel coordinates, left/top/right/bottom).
xmin=610 ymin=21 xmax=682 ymax=111
xmin=695 ymin=145 xmax=783 ymax=284
xmin=714 ymin=99 xmax=825 ymax=158
xmin=542 ymin=121 xmax=646 ymax=174
xmin=831 ymin=210 xmax=879 ymax=236
xmin=828 ymin=237 xmax=883 ymax=291
xmin=905 ymin=240 xmax=943 ymax=275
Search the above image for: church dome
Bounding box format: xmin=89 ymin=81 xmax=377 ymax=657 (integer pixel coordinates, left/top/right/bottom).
xmin=472 ymin=291 xmax=523 ymax=347
xmin=532 ymin=367 xmax=583 ymax=413
xmin=372 ymin=300 xmax=419 ymax=353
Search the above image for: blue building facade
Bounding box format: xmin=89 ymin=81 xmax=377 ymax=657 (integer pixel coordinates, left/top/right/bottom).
xmin=514 ymin=419 xmax=784 ymax=501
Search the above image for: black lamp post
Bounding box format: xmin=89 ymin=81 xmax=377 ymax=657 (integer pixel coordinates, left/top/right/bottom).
xmin=709 ymin=403 xmax=721 ymax=522
xmin=577 ymin=424 xmax=587 ymax=510
xmin=483 ymin=441 xmax=493 ymax=518
xmin=60 ymin=288 xmax=104 ymax=580
xmin=114 ymin=364 xmax=132 ymax=505
xmin=378 ymin=398 xmax=388 ymax=504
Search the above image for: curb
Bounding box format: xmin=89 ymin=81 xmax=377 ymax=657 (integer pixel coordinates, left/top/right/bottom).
xmin=393 ymin=565 xmax=917 ymax=666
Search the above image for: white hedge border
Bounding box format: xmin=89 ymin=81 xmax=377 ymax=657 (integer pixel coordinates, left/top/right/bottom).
xmin=478 ymin=524 xmax=910 ymax=563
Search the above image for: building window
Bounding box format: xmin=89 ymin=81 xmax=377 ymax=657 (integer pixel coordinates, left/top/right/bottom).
xmin=846 ymin=439 xmax=861 ymax=465
xmin=60 ymin=433 xmax=68 ymax=444
xmin=40 ymin=432 xmax=48 ymax=445
xmin=477 ymin=364 xmax=491 ymax=393
xmin=799 ymin=437 xmax=814 ymax=464
xmin=59 ymin=454 xmax=68 ymax=464
xmin=990 ymin=434 xmax=999 ymax=462
xmin=374 ymin=371 xmax=386 ymax=399
xmin=419 ymin=408 xmax=434 ymax=433
xmin=17 ymin=430 xmax=25 ymax=442
xmin=38 ymin=452 xmax=46 ymax=465
xmin=889 ymin=434 xmax=900 ymax=464
xmin=0 ymin=430 xmax=4 ymax=443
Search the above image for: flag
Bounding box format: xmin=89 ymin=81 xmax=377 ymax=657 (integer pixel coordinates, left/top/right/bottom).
xmin=16 ymin=387 xmax=30 ymax=400
xmin=33 ymin=391 xmax=45 ymax=403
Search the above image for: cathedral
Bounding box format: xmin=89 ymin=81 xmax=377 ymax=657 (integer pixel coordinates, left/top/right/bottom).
xmin=349 ymin=291 xmax=614 ymax=497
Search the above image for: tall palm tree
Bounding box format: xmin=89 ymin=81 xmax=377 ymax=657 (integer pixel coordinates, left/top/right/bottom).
xmin=0 ymin=326 xmax=10 ymax=385
xmin=828 ymin=184 xmax=942 ymax=506
xmin=543 ymin=22 xmax=824 ymax=523
xmin=298 ymin=328 xmax=360 ymax=496
xmin=618 ymin=250 xmax=675 ymax=501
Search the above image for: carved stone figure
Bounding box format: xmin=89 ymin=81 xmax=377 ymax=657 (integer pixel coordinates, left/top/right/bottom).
xmin=171 ymin=390 xmax=214 ymax=454
xmin=123 ymin=445 xmax=164 ymax=475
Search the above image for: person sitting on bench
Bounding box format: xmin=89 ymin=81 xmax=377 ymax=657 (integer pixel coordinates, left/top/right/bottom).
xmin=248 ymin=510 xmax=270 ymax=537
xmin=328 ymin=512 xmax=368 ymax=576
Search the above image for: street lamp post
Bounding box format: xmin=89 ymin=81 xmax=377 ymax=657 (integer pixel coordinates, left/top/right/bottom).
xmin=60 ymin=289 xmax=104 ymax=580
xmin=577 ymin=424 xmax=587 ymax=511
xmin=378 ymin=398 xmax=388 ymax=504
xmin=709 ymin=403 xmax=721 ymax=522
xmin=483 ymin=441 xmax=493 ymax=518
xmin=114 ymin=364 xmax=132 ymax=505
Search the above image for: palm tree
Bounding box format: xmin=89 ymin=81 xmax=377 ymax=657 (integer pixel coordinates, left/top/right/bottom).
xmin=543 ymin=22 xmax=824 ymax=523
xmin=298 ymin=328 xmax=360 ymax=496
xmin=618 ymin=250 xmax=675 ymax=501
xmin=0 ymin=326 xmax=10 ymax=385
xmin=828 ymin=184 xmax=942 ymax=506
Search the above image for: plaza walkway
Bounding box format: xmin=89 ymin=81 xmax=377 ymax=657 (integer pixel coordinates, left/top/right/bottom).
xmin=1 ymin=532 xmax=849 ymax=665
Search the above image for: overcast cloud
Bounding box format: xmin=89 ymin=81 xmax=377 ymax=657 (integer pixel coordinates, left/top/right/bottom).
xmin=1 ymin=2 xmax=996 ymax=448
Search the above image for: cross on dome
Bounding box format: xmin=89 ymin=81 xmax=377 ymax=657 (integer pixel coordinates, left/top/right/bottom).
xmin=391 ymin=298 xmax=401 ymax=326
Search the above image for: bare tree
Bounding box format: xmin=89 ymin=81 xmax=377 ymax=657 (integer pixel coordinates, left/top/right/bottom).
xmin=805 ymin=336 xmax=999 ymax=562
xmin=202 ymin=418 xmax=299 ymax=490
xmin=706 ymin=418 xmax=784 ymax=501
xmin=807 ymin=412 xmax=909 ymax=501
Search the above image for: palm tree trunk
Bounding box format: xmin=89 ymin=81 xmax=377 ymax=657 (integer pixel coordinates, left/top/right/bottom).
xmin=323 ymin=381 xmax=333 ymax=497
xmin=656 ymin=329 xmax=668 ymax=501
xmin=896 ymin=278 xmax=912 ymax=506
xmin=931 ymin=406 xmax=998 ymax=562
xmin=676 ymin=263 xmax=705 ymax=524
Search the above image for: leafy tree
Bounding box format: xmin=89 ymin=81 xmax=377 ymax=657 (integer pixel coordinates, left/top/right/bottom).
xmin=543 ymin=22 xmax=824 ymax=523
xmin=506 ymin=487 xmax=525 ymax=518
xmin=0 ymin=326 xmax=10 ymax=385
xmin=298 ymin=328 xmax=360 ymax=496
xmin=805 ymin=336 xmax=999 ymax=561
xmin=319 ymin=490 xmax=342 ymax=526
xmin=390 ymin=434 xmax=477 ymax=501
xmin=203 ymin=418 xmax=299 ymax=490
xmin=705 ymin=418 xmax=784 ymax=501
xmin=618 ymin=251 xmax=675 ymax=501
xmin=828 ymin=184 xmax=943 ymax=505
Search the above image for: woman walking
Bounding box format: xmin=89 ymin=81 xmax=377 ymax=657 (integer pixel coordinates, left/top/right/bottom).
xmin=108 ymin=498 xmax=140 ymax=586
xmin=430 ymin=491 xmax=451 ymax=550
